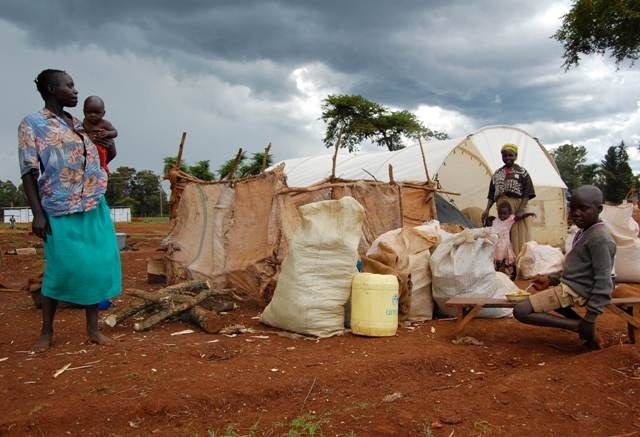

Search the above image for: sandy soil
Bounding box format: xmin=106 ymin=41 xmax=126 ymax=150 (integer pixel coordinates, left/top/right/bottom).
xmin=1 ymin=222 xmax=639 ymax=436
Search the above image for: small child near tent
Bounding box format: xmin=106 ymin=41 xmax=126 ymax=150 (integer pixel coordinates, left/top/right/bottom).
xmin=489 ymin=201 xmax=535 ymax=278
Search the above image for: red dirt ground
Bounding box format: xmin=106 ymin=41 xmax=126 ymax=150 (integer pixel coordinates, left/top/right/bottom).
xmin=1 ymin=222 xmax=639 ymax=436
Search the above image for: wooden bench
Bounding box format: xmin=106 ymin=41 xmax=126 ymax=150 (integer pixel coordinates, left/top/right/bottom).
xmin=445 ymin=297 xmax=640 ymax=343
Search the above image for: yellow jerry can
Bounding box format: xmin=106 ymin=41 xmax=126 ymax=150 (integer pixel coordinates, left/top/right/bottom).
xmin=350 ymin=273 xmax=399 ymax=337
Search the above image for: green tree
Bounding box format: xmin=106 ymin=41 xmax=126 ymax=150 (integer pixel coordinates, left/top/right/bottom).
xmin=321 ymin=94 xmax=384 ymax=152
xmin=130 ymin=170 xmax=163 ymax=216
xmin=163 ymin=156 xmax=188 ymax=175
xmin=370 ymin=110 xmax=424 ymax=151
xmin=0 ymin=180 xmax=22 ymax=207
xmin=239 ymin=152 xmax=274 ymax=177
xmin=321 ymin=94 xmax=448 ymax=152
xmin=188 ymin=160 xmax=215 ymax=181
xmin=551 ymin=143 xmax=590 ymax=191
xmin=106 ymin=166 xmax=137 ymax=206
xmin=218 ymin=151 xmax=247 ymax=180
xmin=579 ymin=163 xmax=604 ymax=187
xmin=600 ymin=142 xmax=634 ymax=203
xmin=554 ymin=0 xmax=640 ymax=69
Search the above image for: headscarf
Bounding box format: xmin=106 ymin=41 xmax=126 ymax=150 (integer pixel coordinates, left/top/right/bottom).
xmin=501 ymin=143 xmax=518 ymax=154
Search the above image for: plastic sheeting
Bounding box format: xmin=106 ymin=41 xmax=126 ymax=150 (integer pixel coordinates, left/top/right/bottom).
xmin=275 ymin=125 xmax=568 ymax=246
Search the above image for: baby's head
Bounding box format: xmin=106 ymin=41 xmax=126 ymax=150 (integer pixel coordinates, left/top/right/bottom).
xmin=497 ymin=201 xmax=513 ymax=220
xmin=83 ymin=96 xmax=105 ymax=125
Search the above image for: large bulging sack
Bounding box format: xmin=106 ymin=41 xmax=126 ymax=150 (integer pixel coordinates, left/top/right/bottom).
xmin=601 ymin=203 xmax=639 ymax=246
xmin=362 ymin=225 xmax=439 ymax=322
xmin=614 ymin=240 xmax=640 ymax=283
xmin=260 ymin=197 xmax=364 ymax=337
xmin=430 ymin=228 xmax=510 ymax=318
xmin=516 ymin=241 xmax=564 ymax=279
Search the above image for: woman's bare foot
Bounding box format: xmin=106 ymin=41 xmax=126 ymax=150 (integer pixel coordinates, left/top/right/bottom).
xmin=32 ymin=332 xmax=53 ymax=352
xmin=88 ymin=331 xmax=113 ymax=345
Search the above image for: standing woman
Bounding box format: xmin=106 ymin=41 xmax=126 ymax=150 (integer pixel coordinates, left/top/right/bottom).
xmin=481 ymin=143 xmax=536 ymax=256
xmin=19 ymin=69 xmax=121 ymax=351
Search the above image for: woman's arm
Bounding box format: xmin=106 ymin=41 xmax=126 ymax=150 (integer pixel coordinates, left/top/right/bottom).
xmin=21 ymin=170 xmax=51 ymax=241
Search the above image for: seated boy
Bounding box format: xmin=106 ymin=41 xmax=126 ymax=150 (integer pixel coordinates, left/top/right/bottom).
xmin=513 ymin=185 xmax=616 ymax=349
xmin=82 ymin=95 xmax=118 ymax=173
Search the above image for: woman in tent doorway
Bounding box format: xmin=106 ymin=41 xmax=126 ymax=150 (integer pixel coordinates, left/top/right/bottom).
xmin=481 ymin=143 xmax=536 ymax=257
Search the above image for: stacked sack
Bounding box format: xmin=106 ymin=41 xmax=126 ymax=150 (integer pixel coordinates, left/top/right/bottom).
xmin=600 ymin=202 xmax=640 ymax=282
xmin=362 ymin=221 xmax=441 ymax=322
xmin=261 ymin=197 xmax=364 ymax=337
xmin=430 ymin=228 xmax=515 ymax=318
xmin=516 ymin=241 xmax=564 ymax=279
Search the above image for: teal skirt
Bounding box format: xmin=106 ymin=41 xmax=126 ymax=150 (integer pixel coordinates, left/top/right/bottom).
xmin=42 ymin=198 xmax=122 ymax=305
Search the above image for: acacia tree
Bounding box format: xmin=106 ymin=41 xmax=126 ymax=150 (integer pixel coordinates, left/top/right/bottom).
xmin=321 ymin=94 xmax=384 ymax=152
xmin=554 ymin=0 xmax=640 ymax=69
xmin=321 ymin=94 xmax=447 ymax=152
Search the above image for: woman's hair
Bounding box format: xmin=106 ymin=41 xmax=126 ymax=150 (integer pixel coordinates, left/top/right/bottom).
xmin=497 ymin=201 xmax=512 ymax=213
xmin=34 ymin=69 xmax=67 ymax=99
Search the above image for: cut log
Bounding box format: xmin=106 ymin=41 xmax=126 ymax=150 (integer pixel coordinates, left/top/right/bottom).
xmin=103 ymin=299 xmax=156 ymax=328
xmin=127 ymin=287 xmax=233 ymax=306
xmin=198 ymin=298 xmax=237 ymax=313
xmin=133 ymin=289 xmax=216 ymax=331
xmin=160 ymin=280 xmax=210 ymax=294
xmin=127 ymin=288 xmax=181 ymax=305
xmin=182 ymin=307 xmax=226 ymax=333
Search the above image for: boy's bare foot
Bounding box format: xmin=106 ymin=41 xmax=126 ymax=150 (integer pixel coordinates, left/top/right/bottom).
xmin=32 ymin=332 xmax=53 ymax=352
xmin=88 ymin=331 xmax=113 ymax=345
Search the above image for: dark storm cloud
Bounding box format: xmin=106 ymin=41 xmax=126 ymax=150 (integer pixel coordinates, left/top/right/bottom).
xmin=3 ymin=0 xmax=640 ymax=183
xmin=1 ymin=0 xmax=574 ymax=122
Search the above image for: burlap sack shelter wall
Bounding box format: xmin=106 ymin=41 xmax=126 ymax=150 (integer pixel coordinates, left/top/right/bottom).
xmin=162 ymin=165 xmax=436 ymax=301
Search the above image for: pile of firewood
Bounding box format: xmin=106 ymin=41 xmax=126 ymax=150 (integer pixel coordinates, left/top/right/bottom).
xmin=103 ymin=280 xmax=238 ymax=333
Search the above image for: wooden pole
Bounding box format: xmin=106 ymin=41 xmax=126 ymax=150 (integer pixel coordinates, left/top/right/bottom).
xmin=417 ymin=136 xmax=432 ymax=183
xmin=361 ymin=168 xmax=378 ymax=181
xmin=331 ymin=126 xmax=344 ymax=181
xmin=261 ymin=142 xmax=272 ymax=173
xmin=176 ymin=132 xmax=187 ymax=170
xmin=388 ymin=164 xmax=395 ymax=185
xmin=225 ymin=148 xmax=244 ymax=181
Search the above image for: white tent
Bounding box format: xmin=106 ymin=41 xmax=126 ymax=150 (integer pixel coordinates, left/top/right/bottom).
xmin=276 ymin=125 xmax=568 ymax=247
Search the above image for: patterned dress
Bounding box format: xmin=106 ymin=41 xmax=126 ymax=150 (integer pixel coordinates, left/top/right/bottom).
xmin=17 ymin=109 xmax=121 ymax=305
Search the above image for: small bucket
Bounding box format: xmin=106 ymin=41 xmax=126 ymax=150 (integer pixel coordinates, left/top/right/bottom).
xmin=116 ymin=233 xmax=126 ymax=251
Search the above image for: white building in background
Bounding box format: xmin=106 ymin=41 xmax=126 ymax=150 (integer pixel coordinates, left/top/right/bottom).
xmin=2 ymin=207 xmax=32 ymax=223
xmin=2 ymin=206 xmax=132 ymax=223
xmin=110 ymin=206 xmax=132 ymax=223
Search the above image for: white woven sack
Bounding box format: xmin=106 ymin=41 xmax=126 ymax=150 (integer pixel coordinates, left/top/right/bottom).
xmin=516 ymin=241 xmax=564 ymax=279
xmin=431 ymin=228 xmax=509 ymax=318
xmin=614 ymin=240 xmax=640 ymax=283
xmin=601 ymin=203 xmax=639 ymax=247
xmin=261 ymin=197 xmax=364 ymax=337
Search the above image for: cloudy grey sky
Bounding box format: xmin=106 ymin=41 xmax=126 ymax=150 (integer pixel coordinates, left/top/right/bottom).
xmin=2 ymin=0 xmax=640 ymax=184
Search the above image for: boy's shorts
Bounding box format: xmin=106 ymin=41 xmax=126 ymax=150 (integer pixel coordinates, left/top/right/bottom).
xmin=528 ymin=283 xmax=587 ymax=313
